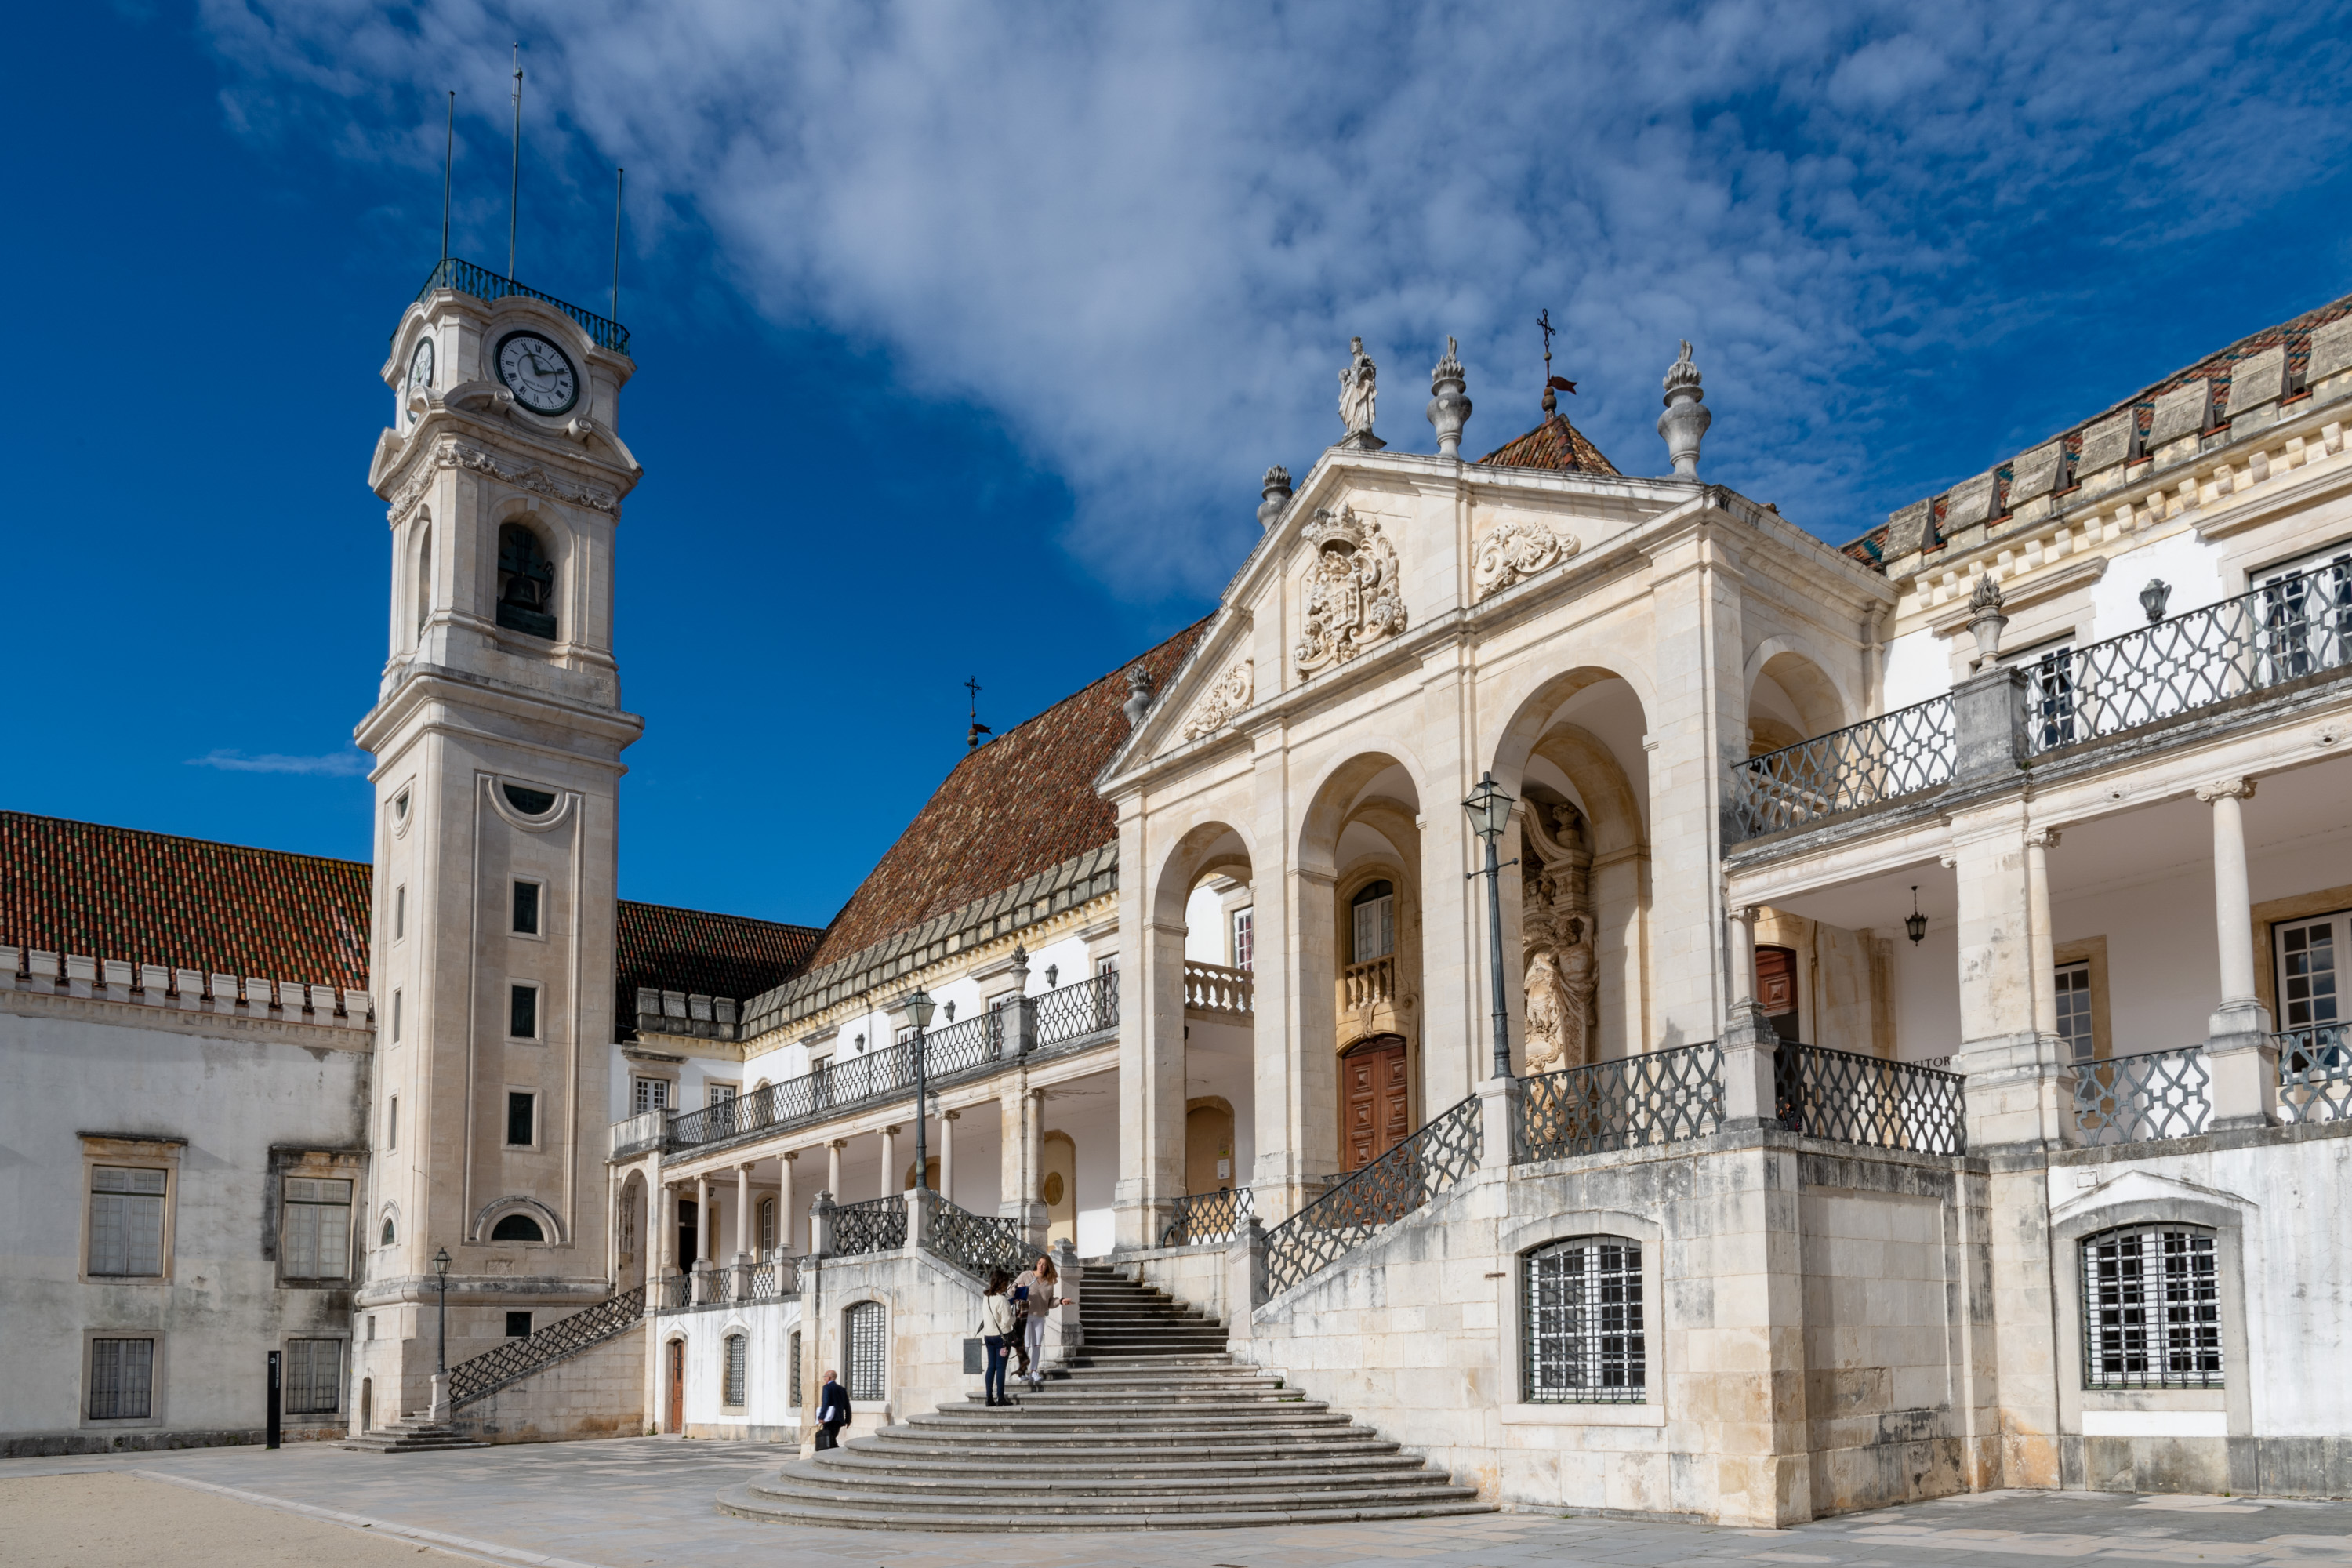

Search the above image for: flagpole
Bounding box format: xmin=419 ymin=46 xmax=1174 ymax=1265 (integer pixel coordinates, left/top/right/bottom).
xmin=440 ymin=91 xmax=454 ymax=266
xmin=508 ymin=44 xmax=523 ymax=280
xmin=612 ymin=167 xmax=624 ymax=321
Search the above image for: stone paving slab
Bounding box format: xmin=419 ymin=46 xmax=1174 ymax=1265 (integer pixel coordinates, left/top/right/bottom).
xmin=2 ymin=1439 xmax=2348 ymax=1568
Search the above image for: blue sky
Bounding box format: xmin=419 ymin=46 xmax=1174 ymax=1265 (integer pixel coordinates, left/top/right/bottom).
xmin=5 ymin=2 xmax=2350 ymax=928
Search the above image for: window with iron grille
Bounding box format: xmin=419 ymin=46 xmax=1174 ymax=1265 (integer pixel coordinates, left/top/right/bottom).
xmin=281 ymin=1178 xmax=352 ymax=1279
xmin=2082 ymin=1225 xmax=2221 ymax=1388
xmin=89 ymin=1167 xmax=167 ymax=1277
xmin=88 ymin=1338 xmax=155 ymax=1419
xmin=1523 ymin=1236 xmax=1646 ymax=1404
xmin=847 ymin=1301 xmax=887 ymax=1402
xmin=789 ymin=1330 xmax=803 ymax=1407
xmin=724 ymin=1334 xmax=748 ymax=1407
xmin=284 ymin=1338 xmax=343 ymax=1414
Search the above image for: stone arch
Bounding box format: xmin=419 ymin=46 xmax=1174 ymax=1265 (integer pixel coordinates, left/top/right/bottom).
xmin=1150 ymin=818 xmax=1257 ymax=927
xmin=471 ymin=1193 xmax=564 ymax=1246
xmin=1745 ymin=638 xmax=1849 ymax=755
xmin=492 ymin=513 xmax=560 ymax=640
xmin=1297 ymin=741 xmax=1430 ymax=871
xmin=1488 ymin=664 xmax=1653 ymax=793
xmin=616 ymin=1172 xmax=648 ymax=1290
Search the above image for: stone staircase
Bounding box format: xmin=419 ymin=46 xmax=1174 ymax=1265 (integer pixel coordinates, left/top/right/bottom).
xmin=341 ymin=1413 xmax=486 ymax=1453
xmin=717 ymin=1262 xmax=1489 ymax=1530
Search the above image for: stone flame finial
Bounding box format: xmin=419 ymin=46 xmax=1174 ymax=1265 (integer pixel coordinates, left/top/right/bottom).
xmin=1966 ymin=574 xmax=2009 ymax=664
xmin=1258 ymin=465 xmax=1294 ymax=531
xmin=1122 ymin=663 xmax=1155 ymax=730
xmin=1657 ymin=339 xmax=1710 ymax=479
xmin=1427 ymin=336 xmax=1472 ymax=459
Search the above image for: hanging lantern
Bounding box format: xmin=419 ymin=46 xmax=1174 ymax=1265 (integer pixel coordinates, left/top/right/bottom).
xmin=1905 ymin=885 xmax=1928 ymax=946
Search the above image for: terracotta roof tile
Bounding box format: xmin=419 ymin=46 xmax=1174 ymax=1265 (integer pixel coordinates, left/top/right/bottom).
xmin=1476 ymin=413 xmax=1621 ymax=475
xmin=615 ymin=899 xmax=823 ymax=1020
xmin=808 ymin=620 xmax=1211 ymax=967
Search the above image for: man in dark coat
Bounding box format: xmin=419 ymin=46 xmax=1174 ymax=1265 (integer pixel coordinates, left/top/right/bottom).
xmin=815 ymin=1369 xmax=851 ymax=1450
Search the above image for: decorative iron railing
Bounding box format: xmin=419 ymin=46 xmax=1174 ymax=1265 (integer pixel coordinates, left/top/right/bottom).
xmin=1515 ymin=1042 xmax=1725 ymax=1163
xmin=829 ymin=1194 xmax=908 ymax=1257
xmin=735 ymin=1255 xmax=802 ymax=1303
xmin=2027 ymin=576 xmax=2352 ymax=756
xmin=1264 ymin=1093 xmax=1483 ymax=1297
xmin=1036 ymin=972 xmax=1120 ymax=1047
xmin=2073 ymin=1047 xmax=2212 ymax=1145
xmin=449 ymin=1286 xmax=646 ymax=1409
xmin=412 ymin=256 xmax=632 ymax=354
xmin=1731 ymin=695 xmax=1955 ymax=840
xmin=1773 ymin=1043 xmax=1967 ymax=1155
xmin=920 ymin=1190 xmax=1030 ymax=1280
xmin=2277 ymin=1026 xmax=2350 ymax=1125
xmin=1183 ymin=960 xmax=1254 ymax=1014
xmin=652 ymin=1272 xmax=693 ymax=1312
xmin=663 ymin=1007 xmax=1012 ymax=1153
xmin=1161 ymin=1185 xmax=1253 ymax=1247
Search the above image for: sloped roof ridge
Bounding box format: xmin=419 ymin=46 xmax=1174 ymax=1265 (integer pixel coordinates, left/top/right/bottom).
xmin=1475 ymin=412 xmax=1622 ymax=475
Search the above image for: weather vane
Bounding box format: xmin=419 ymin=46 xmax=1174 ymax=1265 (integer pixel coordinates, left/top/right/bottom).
xmin=965 ymin=676 xmax=992 ymax=750
xmin=1537 ymin=307 xmax=1577 ymax=415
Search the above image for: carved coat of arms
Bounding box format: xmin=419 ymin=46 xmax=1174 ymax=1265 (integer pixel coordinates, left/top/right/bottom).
xmin=1293 ymin=506 xmax=1407 ymax=677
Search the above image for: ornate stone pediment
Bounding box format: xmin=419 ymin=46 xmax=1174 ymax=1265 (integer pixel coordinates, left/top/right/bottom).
xmin=1180 ymin=661 xmax=1254 ymax=742
xmin=1471 ymin=517 xmax=1577 ymax=602
xmin=387 ymin=437 xmax=621 ymax=522
xmin=1293 ymin=506 xmax=1407 ymax=677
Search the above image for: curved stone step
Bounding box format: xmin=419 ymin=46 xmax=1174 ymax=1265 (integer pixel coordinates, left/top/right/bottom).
xmin=717 ymin=1482 xmax=1496 ymax=1532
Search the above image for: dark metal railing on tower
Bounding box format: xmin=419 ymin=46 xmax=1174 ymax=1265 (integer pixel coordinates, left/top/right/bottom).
xmin=409 ymin=257 xmax=632 ymax=354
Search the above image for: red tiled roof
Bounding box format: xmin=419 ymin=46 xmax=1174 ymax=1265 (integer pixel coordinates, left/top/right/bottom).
xmin=616 ymin=899 xmax=823 ymax=1016
xmin=808 ymin=621 xmax=1212 ymax=967
xmin=1476 ymin=413 xmax=1621 ymax=475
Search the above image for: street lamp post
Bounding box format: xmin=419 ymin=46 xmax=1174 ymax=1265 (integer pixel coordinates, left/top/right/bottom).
xmin=902 ymin=989 xmax=936 ymax=1191
xmin=432 ymin=1246 xmax=451 ymax=1376
xmin=1462 ymin=771 xmax=1519 ymax=1082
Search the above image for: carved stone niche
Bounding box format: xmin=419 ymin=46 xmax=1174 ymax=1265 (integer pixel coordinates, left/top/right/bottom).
xmin=1519 ymin=795 xmax=1596 ymax=1075
xmin=1292 ymin=505 xmax=1407 ymax=677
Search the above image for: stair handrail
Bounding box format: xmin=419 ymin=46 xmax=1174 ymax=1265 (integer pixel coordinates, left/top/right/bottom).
xmin=917 ymin=1188 xmax=1030 ymax=1279
xmin=1262 ymin=1092 xmax=1482 ymax=1297
xmin=446 ymin=1285 xmax=648 ymax=1410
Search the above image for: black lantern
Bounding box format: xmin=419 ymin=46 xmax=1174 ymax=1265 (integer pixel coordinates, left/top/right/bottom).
xmin=432 ymin=1245 xmax=452 ymax=1377
xmin=1905 ymin=885 xmax=1928 ymax=946
xmin=1462 ymin=771 xmax=1515 ymax=848
xmin=1462 ymin=771 xmax=1519 ymax=1080
xmin=2140 ymin=579 xmax=2172 ymax=624
xmin=902 ymin=988 xmax=935 ymax=1030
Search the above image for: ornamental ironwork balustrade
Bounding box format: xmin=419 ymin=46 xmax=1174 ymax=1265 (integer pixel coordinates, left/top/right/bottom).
xmin=1515 ymin=1042 xmax=1725 ymax=1163
xmin=2073 ymin=1047 xmax=2211 ymax=1145
xmin=411 ymin=256 xmax=631 ymax=354
xmin=449 ymin=1286 xmax=646 ymax=1409
xmin=829 ymin=1194 xmax=908 ymax=1257
xmin=732 ymin=1256 xmax=801 ymax=1304
xmin=663 ymin=1008 xmax=1009 ymax=1153
xmin=1731 ymin=695 xmax=1955 ymax=840
xmin=1264 ymin=1092 xmax=1482 ymax=1298
xmin=2027 ymin=577 xmax=2352 ymax=756
xmin=1161 ymin=1185 xmax=1253 ymax=1247
xmin=918 ymin=1190 xmax=1030 ymax=1280
xmin=1036 ymin=972 xmax=1120 ymax=1046
xmin=1184 ymin=960 xmax=1254 ymax=1014
xmin=652 ymin=1272 xmax=694 ymax=1312
xmin=1344 ymin=955 xmax=1396 ymax=1011
xmin=1773 ymin=1043 xmax=1967 ymax=1155
xmin=2277 ymin=1025 xmax=2351 ymax=1125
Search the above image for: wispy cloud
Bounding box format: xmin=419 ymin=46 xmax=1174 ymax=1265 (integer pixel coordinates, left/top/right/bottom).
xmin=187 ymin=749 xmax=372 ymax=777
xmin=198 ymin=1 xmax=2352 ymax=595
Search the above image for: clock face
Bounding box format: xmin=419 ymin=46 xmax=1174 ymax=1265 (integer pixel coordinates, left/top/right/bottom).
xmin=494 ymin=330 xmax=580 ymax=416
xmin=405 ymin=337 xmax=434 ymax=426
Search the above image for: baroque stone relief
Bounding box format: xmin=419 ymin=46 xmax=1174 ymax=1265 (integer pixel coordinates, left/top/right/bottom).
xmin=387 ymin=437 xmax=620 ymax=522
xmin=1294 ymin=505 xmax=1407 ymax=677
xmin=1471 ymin=517 xmax=1578 ymax=602
xmin=1521 ymin=799 xmax=1596 ymax=1074
xmin=1180 ymin=660 xmax=1254 ymax=742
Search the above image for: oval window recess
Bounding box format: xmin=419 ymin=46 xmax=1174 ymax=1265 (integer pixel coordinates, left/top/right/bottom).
xmin=503 ymin=784 xmax=557 ymax=815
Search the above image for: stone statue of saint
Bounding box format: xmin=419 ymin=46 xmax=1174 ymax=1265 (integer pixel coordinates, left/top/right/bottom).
xmin=1555 ymin=916 xmax=1597 ymax=1070
xmin=1338 ymin=337 xmax=1378 ymax=435
xmin=1523 ymin=946 xmax=1570 ymax=1075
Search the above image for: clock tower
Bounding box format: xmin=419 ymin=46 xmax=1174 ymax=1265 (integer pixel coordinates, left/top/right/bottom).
xmin=353 ymin=266 xmax=644 ymax=1425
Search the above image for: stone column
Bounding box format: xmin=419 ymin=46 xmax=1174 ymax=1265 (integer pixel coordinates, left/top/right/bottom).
xmin=2026 ymin=828 xmax=2060 ymax=1043
xmin=2199 ymin=778 xmax=2278 ymax=1127
xmin=1721 ymin=906 xmax=1778 ymax=1126
xmin=779 ymin=1152 xmax=797 ymax=1256
xmin=657 ymin=1182 xmax=677 ymax=1275
xmin=1025 ymin=1088 xmax=1048 ymax=1249
xmin=1415 ymin=637 xmax=1478 ymax=1112
xmin=826 ymin=1138 xmax=844 ymax=1201
xmin=940 ymin=1110 xmax=957 ymax=1203
xmin=878 ymin=1125 xmax=898 ymax=1201
xmin=1268 ymin=860 xmax=1339 ymax=1223
xmin=1114 ymin=894 xmax=1188 ymax=1250
xmin=695 ymin=1176 xmax=712 ymax=1263
xmin=733 ymin=1163 xmax=752 ymax=1265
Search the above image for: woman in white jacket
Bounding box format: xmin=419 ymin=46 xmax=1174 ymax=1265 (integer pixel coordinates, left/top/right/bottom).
xmin=980 ymin=1269 xmax=1018 ymax=1406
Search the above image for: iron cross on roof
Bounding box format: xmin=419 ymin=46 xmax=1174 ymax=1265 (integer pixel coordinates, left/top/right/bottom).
xmin=1537 ymin=307 xmax=1577 ymax=413
xmin=965 ymin=676 xmax=992 ymax=750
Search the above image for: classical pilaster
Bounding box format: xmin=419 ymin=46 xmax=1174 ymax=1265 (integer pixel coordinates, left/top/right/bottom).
xmin=2199 ymin=778 xmax=2279 ymax=1127
xmin=1721 ymin=906 xmax=1778 ymax=1127
xmin=939 ymin=1111 xmax=957 ymax=1203
xmin=877 ymin=1125 xmax=899 ymax=1202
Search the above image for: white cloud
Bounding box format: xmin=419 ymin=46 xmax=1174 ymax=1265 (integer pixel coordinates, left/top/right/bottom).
xmin=187 ymin=749 xmax=372 ymax=777
xmin=200 ymin=0 xmax=2352 ymax=595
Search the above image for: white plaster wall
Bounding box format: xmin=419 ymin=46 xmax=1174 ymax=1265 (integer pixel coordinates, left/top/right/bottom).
xmin=1881 ymin=627 xmax=1950 ymax=711
xmin=1182 ymin=1014 xmax=1256 ymax=1185
xmin=2089 ymin=529 xmax=2227 ymax=640
xmin=1887 ymin=921 xmax=1963 ymax=1062
xmin=662 ymin=1297 xmax=802 ymax=1439
xmin=1185 ymin=884 xmax=1225 ymax=964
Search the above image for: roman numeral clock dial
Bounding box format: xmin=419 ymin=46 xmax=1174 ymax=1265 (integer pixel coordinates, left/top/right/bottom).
xmin=493 ymin=330 xmax=580 ymax=416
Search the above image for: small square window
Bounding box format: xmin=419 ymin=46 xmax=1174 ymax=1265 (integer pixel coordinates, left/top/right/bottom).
xmin=89 ymin=1338 xmax=155 ymax=1420
xmin=284 ymin=1338 xmax=343 ymax=1414
xmin=633 ymin=1077 xmax=670 ymax=1114
xmin=506 ymin=1091 xmax=535 ymax=1147
xmin=510 ymin=984 xmax=538 ymax=1040
xmin=506 ymin=1311 xmax=534 ymax=1338
xmin=512 ymin=880 xmax=541 ymax=936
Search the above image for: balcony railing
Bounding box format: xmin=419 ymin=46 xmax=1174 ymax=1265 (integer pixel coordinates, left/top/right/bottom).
xmin=1515 ymin=1042 xmax=1725 ymax=1163
xmin=2074 ymin=1047 xmax=2212 ymax=1145
xmin=1035 ymin=972 xmax=1120 ymax=1046
xmin=828 ymin=1194 xmax=908 ymax=1258
xmin=1265 ymin=1092 xmax=1482 ymax=1297
xmin=1732 ymin=695 xmax=1955 ymax=839
xmin=2028 ymin=576 xmax=2352 ymax=756
xmin=1774 ymin=1042 xmax=1967 ymax=1155
xmin=411 ymin=256 xmax=631 ymax=354
xmin=2278 ymin=1025 xmax=2350 ymax=1124
xmin=1184 ymin=960 xmax=1254 ymax=1014
xmin=1161 ymin=1185 xmax=1253 ymax=1247
xmin=1343 ymin=954 xmax=1395 ymax=1011
xmin=920 ymin=1189 xmax=1031 ymax=1280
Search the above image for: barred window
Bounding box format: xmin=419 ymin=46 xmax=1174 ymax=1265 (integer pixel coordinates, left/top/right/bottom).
xmin=89 ymin=1167 xmax=167 ymax=1277
xmin=724 ymin=1334 xmax=748 ymax=1407
xmin=789 ymin=1330 xmax=804 ymax=1407
xmin=89 ymin=1338 xmax=155 ymax=1419
xmin=282 ymin=1178 xmax=352 ymax=1279
xmin=1523 ymin=1235 xmax=1646 ymax=1404
xmin=847 ymin=1301 xmax=887 ymax=1402
xmin=2083 ymin=1225 xmax=2221 ymax=1388
xmin=285 ymin=1338 xmax=343 ymax=1414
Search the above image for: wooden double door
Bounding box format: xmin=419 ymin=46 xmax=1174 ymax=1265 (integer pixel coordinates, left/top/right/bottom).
xmin=1341 ymin=1035 xmax=1410 ymax=1171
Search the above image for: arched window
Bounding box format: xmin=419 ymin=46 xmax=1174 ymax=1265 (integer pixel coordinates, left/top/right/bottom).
xmin=495 ymin=523 xmax=557 ymax=639
xmin=846 ymin=1301 xmax=887 ymax=1401
xmin=722 ymin=1333 xmax=748 ymax=1408
xmin=380 ymin=1214 xmax=397 ymax=1246
xmin=490 ymin=1212 xmax=546 ymax=1243
xmin=759 ymin=1197 xmax=777 ymax=1258
xmin=1523 ymin=1235 xmax=1645 ymax=1403
xmin=2082 ymin=1224 xmax=2220 ymax=1387
xmin=1350 ymin=879 xmax=1396 ymax=963
xmin=415 ymin=528 xmax=433 ymax=637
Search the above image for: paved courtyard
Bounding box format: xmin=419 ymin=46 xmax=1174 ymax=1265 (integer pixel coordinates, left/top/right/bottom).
xmin=4 ymin=1438 xmax=2350 ymax=1568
